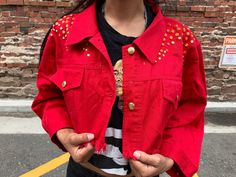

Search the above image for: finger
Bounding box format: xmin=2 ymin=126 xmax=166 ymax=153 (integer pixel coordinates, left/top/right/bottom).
xmin=74 ymin=143 xmax=95 ymax=163
xmin=69 ymin=133 xmax=94 ymax=146
xmin=134 ymin=151 xmax=161 ymax=167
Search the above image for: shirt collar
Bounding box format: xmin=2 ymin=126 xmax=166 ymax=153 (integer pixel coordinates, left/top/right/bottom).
xmin=66 ymin=2 xmax=166 ymax=64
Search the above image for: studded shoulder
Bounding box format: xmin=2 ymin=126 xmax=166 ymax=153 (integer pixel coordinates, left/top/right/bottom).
xmin=49 ymin=14 xmax=75 ymax=40
xmin=156 ymin=19 xmax=197 ymax=61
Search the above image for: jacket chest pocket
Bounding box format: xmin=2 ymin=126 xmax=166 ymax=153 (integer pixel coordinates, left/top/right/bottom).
xmin=49 ymin=67 xmax=85 ymax=114
xmin=162 ymin=79 xmax=182 ymax=110
xmin=49 ymin=66 xmax=106 ymax=104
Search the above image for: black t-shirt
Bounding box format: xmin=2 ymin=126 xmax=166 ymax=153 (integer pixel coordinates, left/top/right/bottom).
xmin=88 ymin=2 xmax=155 ymax=175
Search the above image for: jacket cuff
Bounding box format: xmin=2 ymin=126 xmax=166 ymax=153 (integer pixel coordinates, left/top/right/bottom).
xmin=42 ymin=101 xmax=73 ymax=151
xmin=160 ymin=141 xmax=197 ymax=177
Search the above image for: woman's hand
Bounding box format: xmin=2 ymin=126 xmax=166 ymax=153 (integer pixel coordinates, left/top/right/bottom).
xmin=130 ymin=151 xmax=174 ymax=177
xmin=56 ymin=128 xmax=95 ymax=163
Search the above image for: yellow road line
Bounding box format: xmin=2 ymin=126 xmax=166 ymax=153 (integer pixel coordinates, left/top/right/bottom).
xmin=19 ymin=152 xmax=199 ymax=177
xmin=19 ymin=153 xmax=70 ymax=177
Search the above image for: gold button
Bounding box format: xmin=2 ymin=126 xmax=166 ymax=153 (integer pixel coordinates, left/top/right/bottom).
xmin=128 ymin=47 xmax=135 ymax=55
xmin=62 ymin=81 xmax=67 ymax=88
xmin=128 ymin=102 xmax=135 ymax=111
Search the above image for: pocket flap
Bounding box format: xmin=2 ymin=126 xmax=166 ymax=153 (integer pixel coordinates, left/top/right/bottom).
xmin=50 ymin=68 xmax=84 ymax=92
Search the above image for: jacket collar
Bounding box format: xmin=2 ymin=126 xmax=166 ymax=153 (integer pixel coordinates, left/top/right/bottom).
xmin=66 ymin=3 xmax=98 ymax=46
xmin=134 ymin=6 xmax=166 ymax=64
xmin=66 ymin=2 xmax=166 ymax=64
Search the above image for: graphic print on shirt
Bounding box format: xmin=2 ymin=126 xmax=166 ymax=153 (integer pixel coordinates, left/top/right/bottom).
xmin=114 ymin=59 xmax=124 ymax=112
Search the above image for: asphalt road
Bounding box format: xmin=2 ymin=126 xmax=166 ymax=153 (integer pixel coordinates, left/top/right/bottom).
xmin=0 ymin=114 xmax=235 ymax=177
xmin=0 ymin=134 xmax=235 ymax=177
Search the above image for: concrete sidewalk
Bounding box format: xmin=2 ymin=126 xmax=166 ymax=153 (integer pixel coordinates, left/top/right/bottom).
xmin=0 ymin=99 xmax=236 ymax=113
xmin=0 ymin=116 xmax=236 ymax=134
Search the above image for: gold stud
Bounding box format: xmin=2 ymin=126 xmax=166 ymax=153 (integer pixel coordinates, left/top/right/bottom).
xmin=162 ymin=43 xmax=165 ymax=46
xmin=171 ymin=41 xmax=175 ymax=45
xmin=185 ymin=43 xmax=189 ymax=47
xmin=178 ymin=37 xmax=182 ymax=40
xmin=175 ymin=33 xmax=179 ymax=36
xmin=170 ymin=36 xmax=173 ymax=40
xmin=61 ymin=81 xmax=67 ymax=88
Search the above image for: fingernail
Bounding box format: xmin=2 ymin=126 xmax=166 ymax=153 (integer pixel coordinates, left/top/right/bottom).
xmin=87 ymin=134 xmax=94 ymax=141
xmin=133 ymin=151 xmax=141 ymax=159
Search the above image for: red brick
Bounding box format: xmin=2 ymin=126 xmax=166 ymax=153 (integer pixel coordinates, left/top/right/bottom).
xmin=6 ymin=0 xmax=23 ymax=5
xmin=191 ymin=6 xmax=206 ymax=12
xmin=0 ymin=63 xmax=7 ymax=67
xmin=0 ymin=0 xmax=6 ymax=5
xmin=2 ymin=11 xmax=10 ymax=17
xmin=10 ymin=10 xmax=26 ymax=17
xmin=7 ymin=26 xmax=20 ymax=33
xmin=179 ymin=0 xmax=186 ymax=6
xmin=56 ymin=1 xmax=72 ymax=7
xmin=37 ymin=1 xmax=56 ymax=7
xmin=205 ymin=11 xmax=218 ymax=17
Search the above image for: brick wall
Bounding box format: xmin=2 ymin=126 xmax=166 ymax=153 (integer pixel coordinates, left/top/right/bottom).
xmin=0 ymin=0 xmax=235 ymax=101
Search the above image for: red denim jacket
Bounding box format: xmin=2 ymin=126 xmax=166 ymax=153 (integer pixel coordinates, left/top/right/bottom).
xmin=32 ymin=2 xmax=207 ymax=177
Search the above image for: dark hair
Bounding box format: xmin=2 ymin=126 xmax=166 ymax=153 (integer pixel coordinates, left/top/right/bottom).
xmin=40 ymin=0 xmax=159 ymax=62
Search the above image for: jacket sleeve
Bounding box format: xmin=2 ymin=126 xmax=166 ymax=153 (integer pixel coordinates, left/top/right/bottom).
xmin=159 ymin=40 xmax=207 ymax=177
xmin=32 ymin=31 xmax=72 ymax=151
